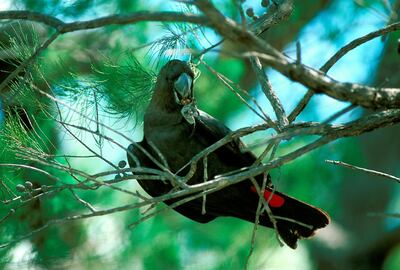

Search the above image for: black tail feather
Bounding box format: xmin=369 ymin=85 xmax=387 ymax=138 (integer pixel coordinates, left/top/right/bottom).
xmin=259 ymin=190 xmax=330 ymax=248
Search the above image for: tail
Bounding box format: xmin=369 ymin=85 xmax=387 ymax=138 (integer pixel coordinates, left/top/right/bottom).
xmin=254 ymin=187 xmax=330 ymax=249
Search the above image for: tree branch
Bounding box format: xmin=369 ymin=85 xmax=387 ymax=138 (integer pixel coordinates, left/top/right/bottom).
xmin=250 ymin=56 xmax=288 ymax=128
xmin=325 ymin=160 xmax=400 ymax=183
xmin=195 ymin=0 xmax=400 ymax=109
xmin=0 ymin=10 xmax=209 ymax=32
xmin=289 ymin=21 xmax=400 ymax=121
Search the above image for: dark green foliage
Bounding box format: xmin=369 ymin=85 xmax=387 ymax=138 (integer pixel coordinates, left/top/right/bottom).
xmin=91 ymin=54 xmax=156 ymax=120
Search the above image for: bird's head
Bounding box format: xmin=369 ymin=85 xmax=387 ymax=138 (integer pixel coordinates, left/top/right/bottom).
xmin=147 ymin=60 xmax=198 ymax=125
xmin=158 ymin=60 xmax=195 ymax=106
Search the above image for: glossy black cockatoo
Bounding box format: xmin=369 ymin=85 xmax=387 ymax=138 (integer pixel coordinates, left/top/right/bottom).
xmin=127 ymin=60 xmax=329 ymax=249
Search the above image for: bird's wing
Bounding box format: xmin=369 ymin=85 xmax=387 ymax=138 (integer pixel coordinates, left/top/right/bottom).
xmin=127 ymin=141 xmax=172 ymax=197
xmin=127 ymin=140 xmax=217 ymax=223
xmin=195 ymin=110 xmax=258 ymax=169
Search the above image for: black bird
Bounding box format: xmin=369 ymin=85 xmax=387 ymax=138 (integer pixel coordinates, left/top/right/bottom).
xmin=127 ymin=60 xmax=329 ymax=248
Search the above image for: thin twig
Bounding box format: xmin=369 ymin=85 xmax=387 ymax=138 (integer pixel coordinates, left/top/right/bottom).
xmin=367 ymin=212 xmax=400 ymax=218
xmin=200 ymin=59 xmax=276 ymax=128
xmin=249 ymin=177 xmax=283 ymax=247
xmin=325 ymin=160 xmax=400 ymax=183
xmin=246 ymin=175 xmax=267 ymax=269
xmin=288 ymin=21 xmax=400 ymax=122
xmin=296 ymin=40 xmax=301 ymax=64
xmin=288 ymin=90 xmax=313 ymax=123
xmin=0 ymin=163 xmax=60 ymax=182
xmin=0 ymin=209 xmax=15 ymax=226
xmin=202 ymin=155 xmax=208 ymax=215
xmin=69 ymin=189 xmax=97 ymax=213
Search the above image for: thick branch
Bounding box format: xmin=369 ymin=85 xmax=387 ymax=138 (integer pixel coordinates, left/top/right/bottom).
xmin=253 ymin=52 xmax=400 ymax=109
xmin=0 ymin=10 xmax=209 ymax=32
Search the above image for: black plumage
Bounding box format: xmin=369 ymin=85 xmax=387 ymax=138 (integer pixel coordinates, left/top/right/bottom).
xmin=127 ymin=60 xmax=329 ymax=248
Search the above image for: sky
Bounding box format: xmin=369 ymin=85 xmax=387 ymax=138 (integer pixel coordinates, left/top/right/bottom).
xmin=0 ymin=0 xmax=10 ymax=11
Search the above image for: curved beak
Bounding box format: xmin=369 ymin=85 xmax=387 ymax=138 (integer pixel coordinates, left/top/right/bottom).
xmin=174 ymin=73 xmax=193 ymax=105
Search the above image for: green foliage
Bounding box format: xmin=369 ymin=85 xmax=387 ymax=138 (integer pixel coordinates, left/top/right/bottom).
xmin=91 ymin=54 xmax=156 ymax=121
xmin=1 ymin=110 xmax=39 ymax=156
xmin=147 ymin=21 xmax=210 ymax=66
xmin=384 ymin=244 xmax=400 ymax=270
xmin=48 ymin=52 xmax=157 ymax=129
xmin=0 ymin=22 xmax=40 ymax=62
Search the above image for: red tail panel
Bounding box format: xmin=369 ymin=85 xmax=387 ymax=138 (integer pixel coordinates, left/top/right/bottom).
xmin=250 ymin=186 xmax=285 ymax=208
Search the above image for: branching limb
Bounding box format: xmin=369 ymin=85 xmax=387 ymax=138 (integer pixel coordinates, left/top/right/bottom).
xmin=247 ymin=51 xmax=400 ymax=110
xmin=289 ymin=21 xmax=400 ymax=121
xmin=202 ymin=155 xmax=208 ymax=215
xmin=0 ymin=10 xmax=208 ymax=95
xmin=195 ymin=0 xmax=400 ymax=109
